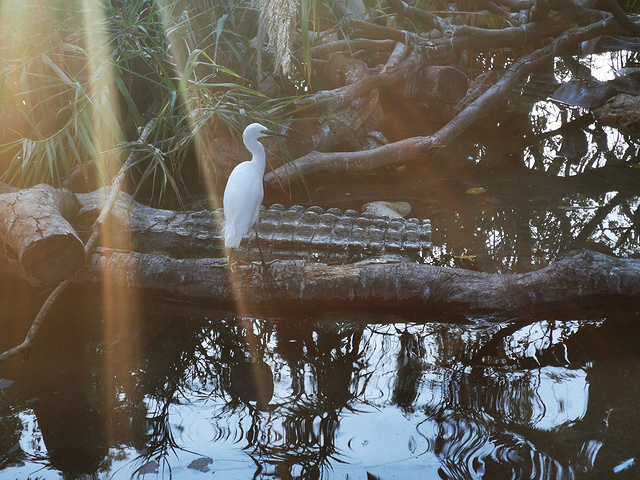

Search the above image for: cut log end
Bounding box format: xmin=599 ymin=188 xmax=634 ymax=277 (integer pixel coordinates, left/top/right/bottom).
xmin=21 ymin=233 xmax=85 ymax=284
xmin=0 ymin=184 xmax=85 ymax=285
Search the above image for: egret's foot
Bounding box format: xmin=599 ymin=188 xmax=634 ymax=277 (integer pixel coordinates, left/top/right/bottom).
xmin=225 ymin=259 xmax=249 ymax=272
xmin=250 ymin=259 xmax=277 ymax=276
xmin=226 ymin=258 xmax=265 ymax=272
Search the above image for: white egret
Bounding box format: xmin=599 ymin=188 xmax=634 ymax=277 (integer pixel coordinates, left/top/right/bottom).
xmin=223 ymin=122 xmax=287 ymax=259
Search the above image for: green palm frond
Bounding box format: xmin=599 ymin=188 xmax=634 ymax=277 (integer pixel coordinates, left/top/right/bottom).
xmin=0 ymin=0 xmax=318 ymax=200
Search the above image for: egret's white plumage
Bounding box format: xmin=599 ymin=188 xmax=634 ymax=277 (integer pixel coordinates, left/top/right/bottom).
xmin=223 ymin=123 xmax=284 ymax=250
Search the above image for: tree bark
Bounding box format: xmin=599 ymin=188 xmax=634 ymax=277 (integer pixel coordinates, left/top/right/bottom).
xmin=405 ymin=66 xmax=469 ymax=104
xmin=0 ymin=184 xmax=639 ymax=318
xmin=0 ymin=184 xmax=84 ymax=283
xmin=53 ymin=248 xmax=640 ymax=316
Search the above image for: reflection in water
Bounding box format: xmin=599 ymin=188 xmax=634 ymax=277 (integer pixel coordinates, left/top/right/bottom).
xmin=1 ymin=294 xmax=640 ymax=479
xmin=295 ymin=70 xmax=640 ymax=275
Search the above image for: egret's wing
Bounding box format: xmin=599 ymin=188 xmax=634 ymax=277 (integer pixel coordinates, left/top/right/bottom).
xmin=223 ymin=162 xmax=264 ymax=248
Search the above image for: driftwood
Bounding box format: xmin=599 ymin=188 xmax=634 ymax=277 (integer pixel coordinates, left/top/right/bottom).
xmin=0 ymin=181 xmax=432 ymax=288
xmin=210 ymin=17 xmax=638 ymax=182
xmin=174 ymin=5 xmax=638 ymax=193
xmin=2 ymin=4 xmax=639 ymax=364
xmin=266 ymin=17 xmax=627 ymax=189
xmin=93 ymin=249 xmax=639 ymax=314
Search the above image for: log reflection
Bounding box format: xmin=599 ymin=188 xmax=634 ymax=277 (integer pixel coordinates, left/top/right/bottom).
xmin=1 ymin=299 xmax=640 ymax=479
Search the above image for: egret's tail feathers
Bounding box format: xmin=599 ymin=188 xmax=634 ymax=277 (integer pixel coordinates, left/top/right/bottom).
xmin=223 ymin=224 xmax=242 ymax=249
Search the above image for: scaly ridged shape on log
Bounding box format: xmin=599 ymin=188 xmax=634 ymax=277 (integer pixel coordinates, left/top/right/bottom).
xmin=75 ymin=189 xmax=432 ymax=264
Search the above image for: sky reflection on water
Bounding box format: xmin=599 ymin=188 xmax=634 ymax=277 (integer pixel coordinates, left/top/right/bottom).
xmin=1 ymin=294 xmax=639 ymax=480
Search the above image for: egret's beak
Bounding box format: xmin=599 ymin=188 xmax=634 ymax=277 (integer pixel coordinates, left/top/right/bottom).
xmin=264 ymin=129 xmax=290 ymax=138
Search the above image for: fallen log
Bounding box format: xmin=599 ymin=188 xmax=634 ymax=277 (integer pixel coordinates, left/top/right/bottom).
xmin=0 ymin=184 xmax=83 ymax=283
xmin=0 ymin=180 xmax=431 ymax=289
xmin=14 ymin=248 xmax=636 ymax=316
xmin=74 ymin=189 xmax=431 ymax=264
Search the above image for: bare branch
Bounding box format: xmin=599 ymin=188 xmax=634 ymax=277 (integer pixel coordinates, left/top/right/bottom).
xmin=266 ymin=16 xmax=620 ymax=187
xmin=296 ymin=49 xmax=423 ymax=111
xmin=598 ymin=0 xmax=640 ymax=35
xmin=385 ymin=0 xmax=450 ymax=32
xmin=345 ymin=18 xmax=427 ymax=45
xmin=307 ymin=38 xmax=397 ymax=59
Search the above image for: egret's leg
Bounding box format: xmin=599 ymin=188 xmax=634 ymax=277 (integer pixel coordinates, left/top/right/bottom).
xmin=252 ymin=227 xmax=277 ymax=274
xmin=254 ymin=225 xmax=266 ymax=268
xmin=226 ymin=248 xmax=236 ymax=272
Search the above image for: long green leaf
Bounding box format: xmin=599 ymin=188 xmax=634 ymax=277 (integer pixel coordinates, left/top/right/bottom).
xmin=41 ymin=53 xmax=72 ymax=84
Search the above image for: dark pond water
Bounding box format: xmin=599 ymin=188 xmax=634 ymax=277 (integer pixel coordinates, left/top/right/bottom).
xmin=2 ymin=285 xmax=640 ymax=480
xmin=2 ymin=53 xmax=640 ymax=479
xmin=266 ymin=54 xmax=640 ymax=274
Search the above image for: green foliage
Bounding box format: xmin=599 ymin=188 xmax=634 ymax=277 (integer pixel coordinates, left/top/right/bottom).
xmin=624 ymin=0 xmax=640 ymax=14
xmin=0 ymin=0 xmax=314 ymax=202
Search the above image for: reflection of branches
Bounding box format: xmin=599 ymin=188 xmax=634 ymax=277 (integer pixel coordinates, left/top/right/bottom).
xmin=422 ymin=353 xmax=593 ymax=480
xmin=473 ymin=318 xmax=601 ymax=369
xmin=430 ymin=410 xmax=570 ymax=480
xmin=428 ymin=129 xmax=640 ymax=271
xmin=572 ymin=192 xmax=623 ymax=247
xmin=616 ymin=200 xmax=640 ymax=249
xmin=133 ymin=400 xmax=180 ymax=478
xmin=435 ymin=93 xmax=640 ymax=270
xmin=201 ymin=318 xmax=370 ymax=479
xmin=10 ymin=296 xmax=638 ymax=479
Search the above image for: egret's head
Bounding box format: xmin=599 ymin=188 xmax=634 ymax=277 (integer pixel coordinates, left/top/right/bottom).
xmin=243 ymin=123 xmax=288 ymax=143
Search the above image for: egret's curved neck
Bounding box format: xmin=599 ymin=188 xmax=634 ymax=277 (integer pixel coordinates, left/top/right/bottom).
xmin=244 ymin=136 xmax=266 ymax=175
